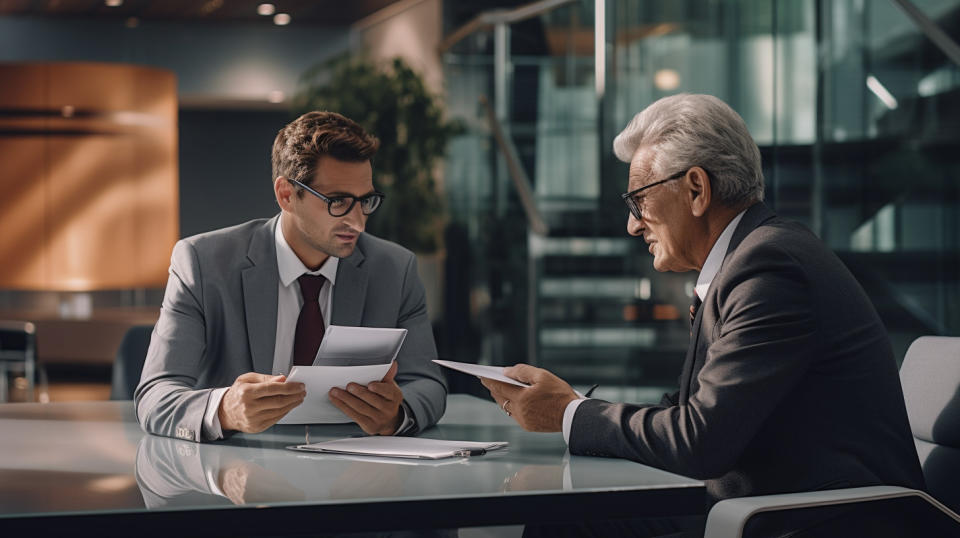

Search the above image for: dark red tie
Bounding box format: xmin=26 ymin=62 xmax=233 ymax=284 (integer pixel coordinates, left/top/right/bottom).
xmin=293 ymin=274 xmax=327 ymax=366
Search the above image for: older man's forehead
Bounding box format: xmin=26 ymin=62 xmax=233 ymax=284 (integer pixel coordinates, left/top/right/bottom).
xmin=627 ymin=153 xmax=656 ymax=189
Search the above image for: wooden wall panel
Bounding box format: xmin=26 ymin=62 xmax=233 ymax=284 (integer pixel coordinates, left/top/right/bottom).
xmin=0 ymin=140 xmax=48 ymax=288
xmin=0 ymin=62 xmax=178 ymax=290
xmin=131 ymin=67 xmax=179 ymax=287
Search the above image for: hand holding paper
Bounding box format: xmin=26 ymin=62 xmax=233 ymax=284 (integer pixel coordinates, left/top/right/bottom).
xmin=479 ymin=363 xmax=579 ymax=433
xmin=329 ymin=360 xmax=404 ymax=435
xmin=219 ymin=373 xmax=306 ymax=433
xmin=278 ymin=326 xmax=408 ymax=427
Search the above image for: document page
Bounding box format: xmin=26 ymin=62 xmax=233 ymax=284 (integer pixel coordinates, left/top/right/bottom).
xmin=314 ymin=325 xmax=407 ymax=366
xmin=279 ymin=326 xmax=407 ymax=424
xmin=288 ymin=436 xmax=509 ymax=460
xmin=433 ymin=359 xmax=530 ymax=387
xmin=279 ymin=362 xmax=393 ymax=424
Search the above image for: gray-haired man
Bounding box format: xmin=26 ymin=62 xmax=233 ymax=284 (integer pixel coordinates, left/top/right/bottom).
xmin=483 ymin=94 xmax=924 ymax=536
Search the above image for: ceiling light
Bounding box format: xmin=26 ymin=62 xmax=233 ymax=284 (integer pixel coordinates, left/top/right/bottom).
xmin=654 ymin=69 xmax=681 ymax=91
xmin=273 ymin=13 xmax=291 ymax=26
xmin=257 ymin=3 xmax=275 ymax=16
xmin=866 ymin=74 xmax=898 ymax=110
xmin=105 ymin=0 xmax=123 ymax=6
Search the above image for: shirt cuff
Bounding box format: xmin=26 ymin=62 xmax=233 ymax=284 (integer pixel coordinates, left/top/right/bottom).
xmin=202 ymin=387 xmax=230 ymax=441
xmin=393 ymin=400 xmax=416 ymax=435
xmin=562 ymin=398 xmax=587 ymax=445
xmin=205 ymin=466 xmax=227 ymax=498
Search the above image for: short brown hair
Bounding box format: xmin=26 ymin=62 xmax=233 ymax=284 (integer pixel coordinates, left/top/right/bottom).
xmin=271 ymin=111 xmax=380 ymax=187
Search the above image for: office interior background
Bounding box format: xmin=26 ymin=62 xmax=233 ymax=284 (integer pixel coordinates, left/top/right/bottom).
xmin=0 ymin=0 xmax=958 ymax=406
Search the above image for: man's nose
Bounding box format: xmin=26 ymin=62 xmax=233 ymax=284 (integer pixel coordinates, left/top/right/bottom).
xmin=626 ymin=213 xmax=643 ymax=236
xmin=343 ymin=202 xmax=366 ymax=228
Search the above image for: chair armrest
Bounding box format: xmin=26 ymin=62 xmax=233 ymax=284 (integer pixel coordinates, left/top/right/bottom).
xmin=704 ymin=486 xmax=958 ymax=538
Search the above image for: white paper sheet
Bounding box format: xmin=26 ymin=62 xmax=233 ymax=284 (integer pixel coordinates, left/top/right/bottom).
xmin=279 ymin=362 xmax=394 ymax=424
xmin=313 ymin=325 xmax=407 ymax=366
xmin=432 ymin=359 xmax=530 ymax=387
xmin=279 ymin=325 xmax=407 ymax=424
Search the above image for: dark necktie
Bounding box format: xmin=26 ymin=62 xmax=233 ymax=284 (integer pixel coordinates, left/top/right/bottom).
xmin=293 ymin=274 xmax=327 ymax=367
xmin=689 ymin=294 xmax=703 ymax=328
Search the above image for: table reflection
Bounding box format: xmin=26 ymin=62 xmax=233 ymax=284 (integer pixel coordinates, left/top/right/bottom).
xmin=136 ymin=435 xmax=592 ymax=509
xmin=135 ymin=434 xmax=460 ymax=537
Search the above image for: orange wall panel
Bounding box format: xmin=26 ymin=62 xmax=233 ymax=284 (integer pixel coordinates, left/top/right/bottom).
xmin=0 ymin=62 xmax=178 ymax=290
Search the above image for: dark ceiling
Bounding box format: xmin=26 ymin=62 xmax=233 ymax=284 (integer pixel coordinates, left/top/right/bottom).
xmin=0 ymin=0 xmax=401 ymax=26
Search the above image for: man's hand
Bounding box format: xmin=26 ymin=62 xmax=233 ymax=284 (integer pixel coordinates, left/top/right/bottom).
xmin=218 ymin=373 xmax=306 ymax=433
xmin=481 ymin=364 xmax=578 ymax=432
xmin=218 ymin=459 xmax=305 ymax=505
xmin=501 ymin=464 xmax=564 ymax=492
xmin=329 ymin=361 xmax=404 ymax=435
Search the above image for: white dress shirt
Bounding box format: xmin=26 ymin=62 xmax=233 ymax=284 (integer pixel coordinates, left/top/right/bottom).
xmin=202 ymin=215 xmax=411 ymax=440
xmin=560 ymin=209 xmax=747 ymax=444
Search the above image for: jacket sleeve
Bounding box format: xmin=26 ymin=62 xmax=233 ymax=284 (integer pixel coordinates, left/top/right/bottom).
xmin=135 ymin=240 xmax=216 ymax=442
xmin=393 ymin=253 xmax=447 ymax=433
xmin=569 ymin=243 xmax=819 ymax=479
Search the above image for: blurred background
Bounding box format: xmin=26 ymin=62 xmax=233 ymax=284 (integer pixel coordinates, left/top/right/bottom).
xmin=0 ymin=0 xmax=958 ymax=406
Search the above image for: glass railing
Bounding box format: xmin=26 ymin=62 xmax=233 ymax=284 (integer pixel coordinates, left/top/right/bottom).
xmin=440 ymin=0 xmax=960 ymax=392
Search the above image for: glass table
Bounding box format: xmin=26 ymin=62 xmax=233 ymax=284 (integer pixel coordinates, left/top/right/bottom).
xmin=0 ymin=395 xmax=703 ymax=534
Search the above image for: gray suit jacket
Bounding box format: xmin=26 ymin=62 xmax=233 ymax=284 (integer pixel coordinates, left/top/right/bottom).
xmin=570 ymin=203 xmax=925 ymax=505
xmin=135 ymin=215 xmax=447 ymax=441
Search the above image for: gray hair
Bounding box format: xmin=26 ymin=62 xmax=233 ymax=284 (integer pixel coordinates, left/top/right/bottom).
xmin=613 ymin=93 xmax=764 ymax=208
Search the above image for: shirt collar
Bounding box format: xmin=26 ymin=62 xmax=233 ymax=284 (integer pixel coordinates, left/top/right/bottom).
xmin=694 ymin=209 xmax=746 ymax=300
xmin=275 ymin=214 xmax=339 ymax=288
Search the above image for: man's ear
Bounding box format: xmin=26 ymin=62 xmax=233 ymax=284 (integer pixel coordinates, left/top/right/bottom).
xmin=274 ymin=176 xmax=294 ymax=210
xmin=687 ymin=166 xmax=711 ymax=217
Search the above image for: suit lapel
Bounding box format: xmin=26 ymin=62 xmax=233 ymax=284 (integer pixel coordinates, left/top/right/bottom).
xmin=679 ymin=202 xmax=777 ymax=400
xmin=241 ymin=216 xmax=280 ymax=374
xmin=331 ymin=236 xmax=368 ymax=326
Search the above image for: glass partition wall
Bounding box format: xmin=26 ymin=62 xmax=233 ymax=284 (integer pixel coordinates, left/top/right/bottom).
xmin=439 ymin=0 xmax=960 ymax=398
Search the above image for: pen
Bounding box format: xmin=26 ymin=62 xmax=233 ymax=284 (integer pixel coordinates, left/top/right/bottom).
xmin=455 ymin=448 xmax=487 ymax=456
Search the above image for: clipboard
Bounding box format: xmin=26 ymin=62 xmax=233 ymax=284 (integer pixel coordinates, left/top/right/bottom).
xmin=286 ymin=436 xmax=509 ymax=460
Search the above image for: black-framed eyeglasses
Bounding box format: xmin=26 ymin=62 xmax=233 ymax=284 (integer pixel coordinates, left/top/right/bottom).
xmin=288 ymin=178 xmax=385 ymax=217
xmin=620 ymin=169 xmax=688 ymax=221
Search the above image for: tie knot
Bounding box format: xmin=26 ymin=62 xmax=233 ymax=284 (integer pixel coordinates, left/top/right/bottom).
xmin=298 ymin=274 xmax=326 ymax=302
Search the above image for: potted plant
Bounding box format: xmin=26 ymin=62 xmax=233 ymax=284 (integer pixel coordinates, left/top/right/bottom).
xmin=293 ymin=54 xmax=461 ymax=254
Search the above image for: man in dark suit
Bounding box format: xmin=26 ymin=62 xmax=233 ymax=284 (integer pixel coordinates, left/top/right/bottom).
xmin=482 ymin=94 xmax=925 ymax=535
xmin=136 ymin=111 xmax=446 ymax=442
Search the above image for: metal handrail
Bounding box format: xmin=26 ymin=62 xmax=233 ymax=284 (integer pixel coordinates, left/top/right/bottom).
xmin=439 ymin=0 xmax=578 ymax=53
xmin=479 ymin=96 xmax=549 ymax=236
xmin=890 ymin=0 xmax=960 ymax=68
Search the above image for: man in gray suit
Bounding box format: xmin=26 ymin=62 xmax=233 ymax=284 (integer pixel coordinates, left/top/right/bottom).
xmin=136 ymin=111 xmax=447 ymax=442
xmin=482 ymin=94 xmax=924 ymax=534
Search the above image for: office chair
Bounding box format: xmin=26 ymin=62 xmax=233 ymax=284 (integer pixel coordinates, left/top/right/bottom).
xmin=0 ymin=320 xmax=37 ymax=402
xmin=704 ymin=336 xmax=960 ymax=537
xmin=110 ymin=324 xmax=154 ymax=400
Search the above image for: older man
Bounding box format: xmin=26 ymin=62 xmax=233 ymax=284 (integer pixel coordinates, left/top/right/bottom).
xmin=483 ymin=94 xmax=924 ymax=535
